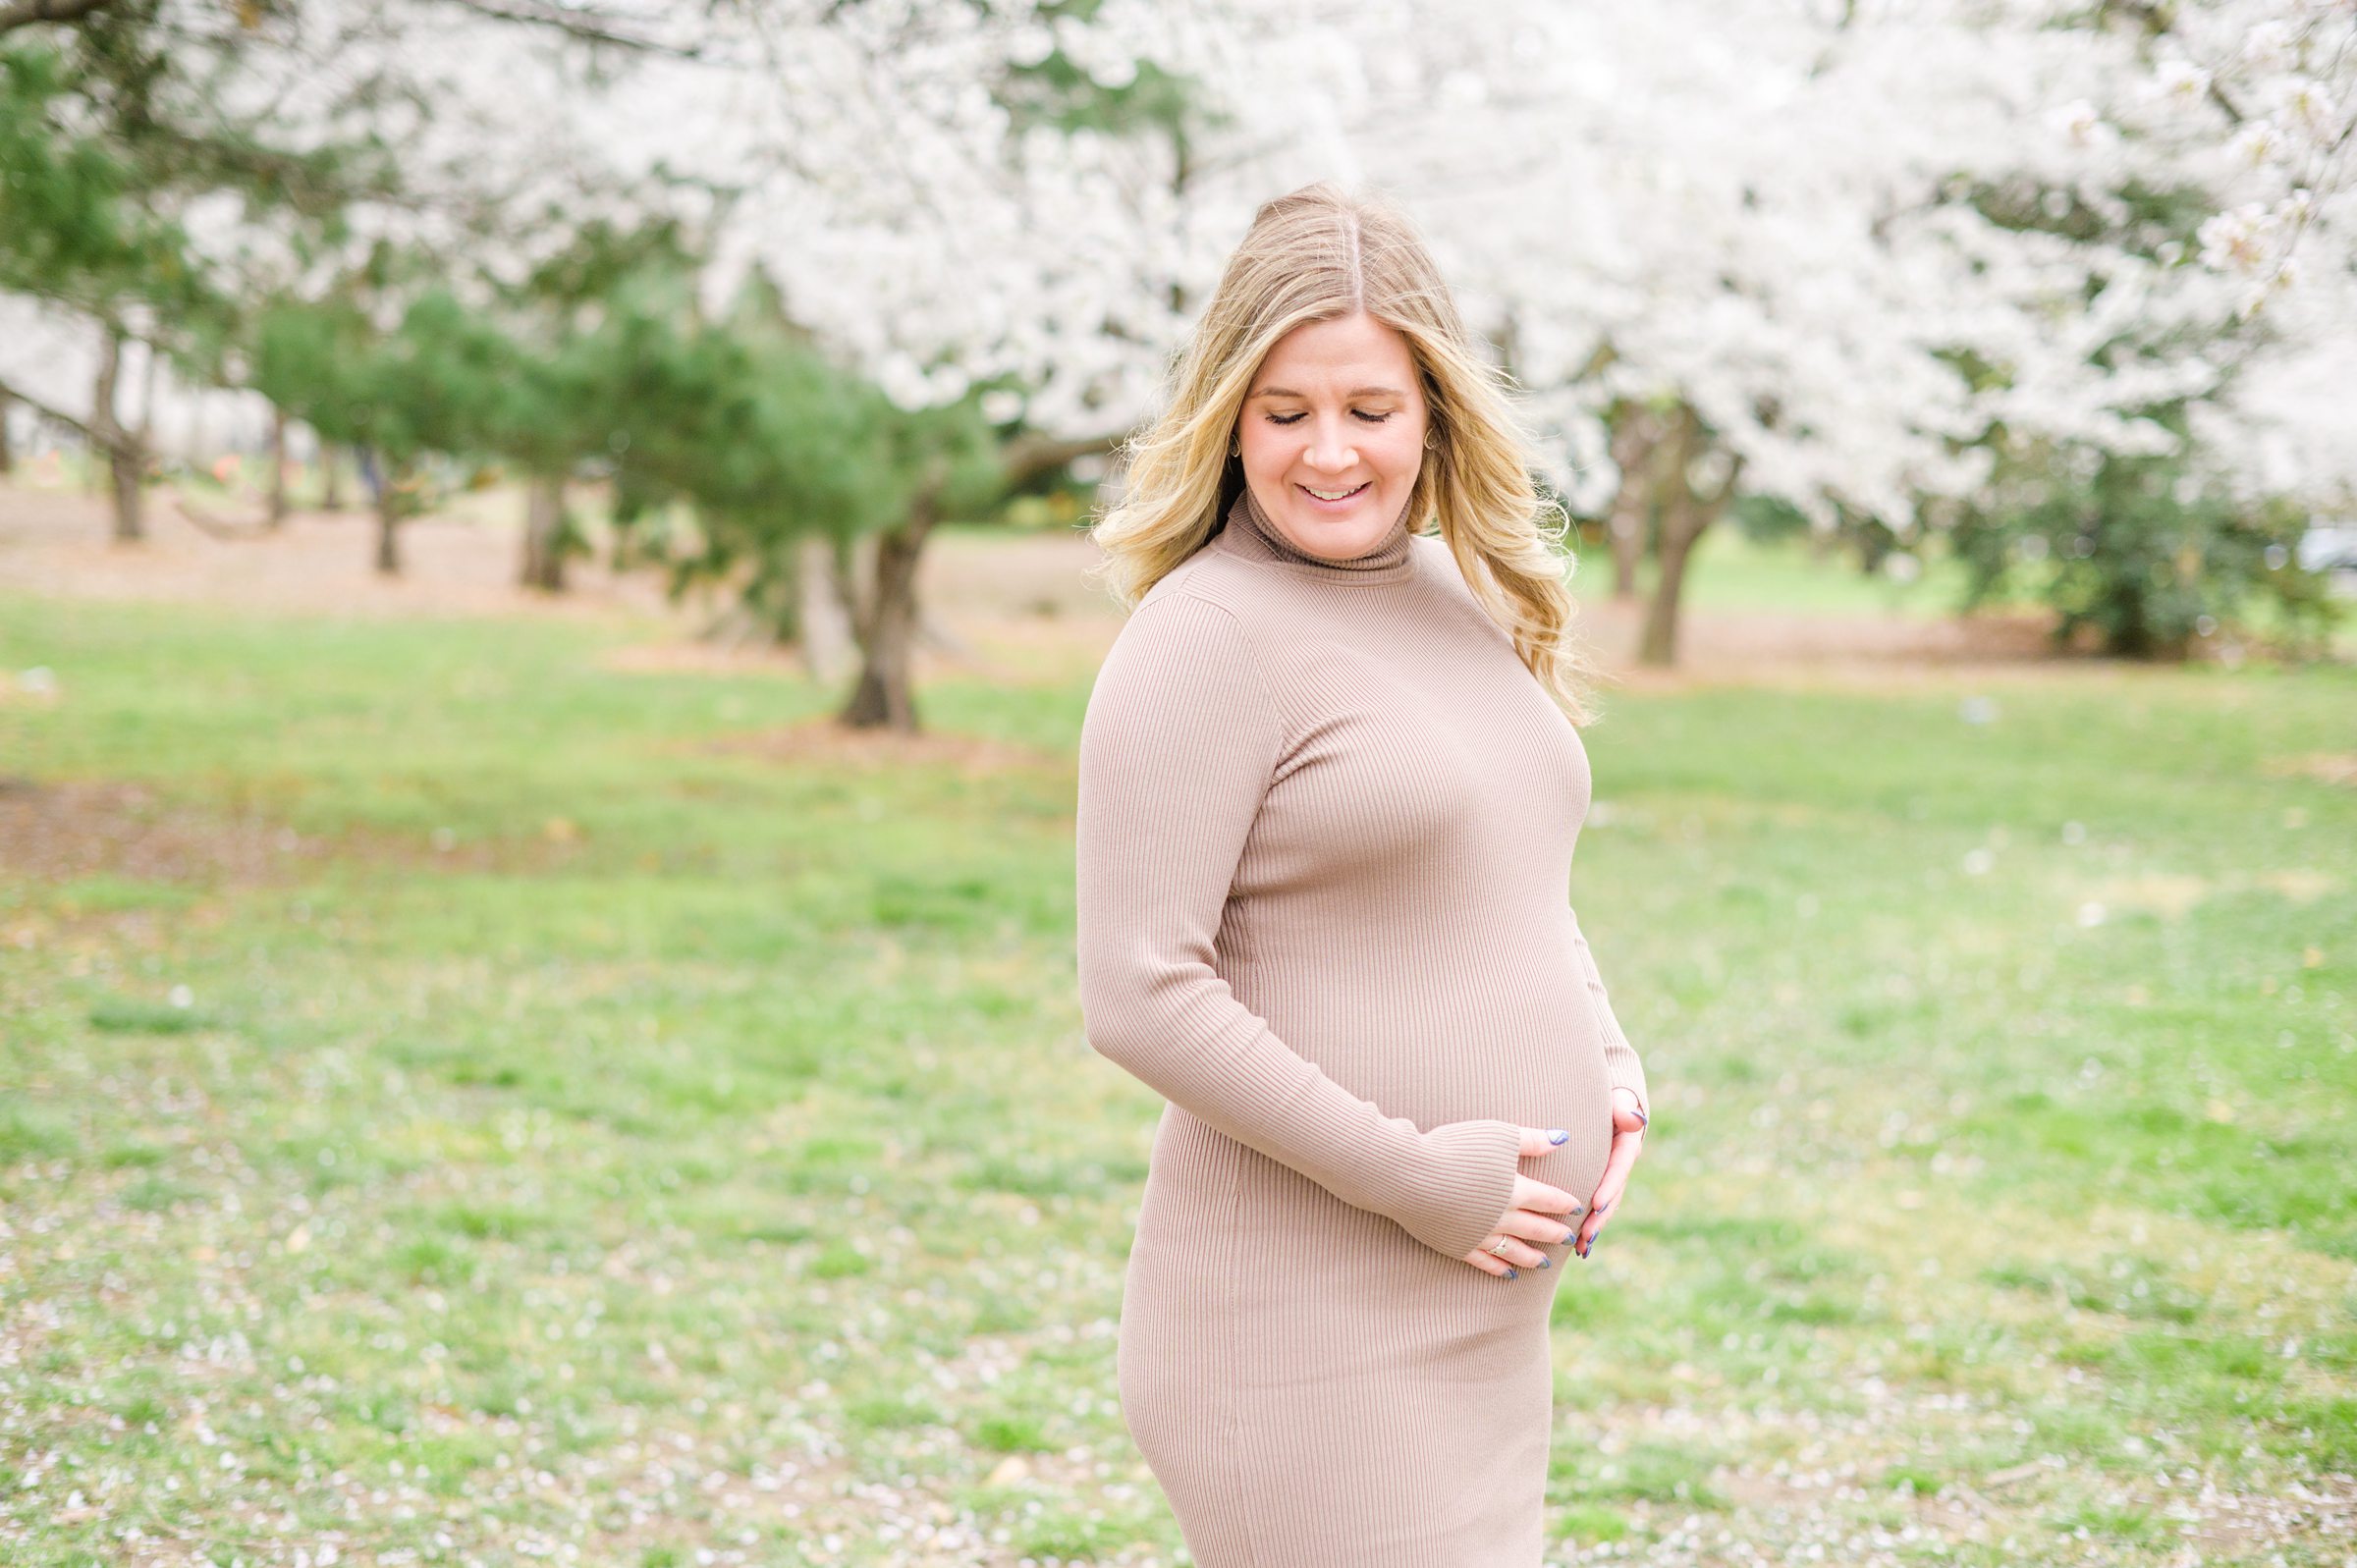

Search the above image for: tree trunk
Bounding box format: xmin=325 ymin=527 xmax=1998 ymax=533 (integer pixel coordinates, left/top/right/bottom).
xmin=1608 ymin=505 xmax=1646 ymax=600
xmin=1605 ymin=410 xmax=1660 ymax=602
xmin=1635 ymin=406 xmax=1743 ymax=669
xmin=268 ymin=406 xmax=292 ymax=527
xmin=93 ymin=331 xmax=143 ymax=544
xmin=320 ymin=443 xmax=346 ymax=511
xmin=840 ymin=480 xmax=945 ymax=732
xmin=0 ymin=387 xmax=15 ymax=476
xmin=519 ymin=472 xmax=569 ymax=591
xmin=373 ymin=459 xmax=403 ymax=575
xmin=1637 ymin=489 xmax=1706 ymax=667
xmin=108 ymin=445 xmax=142 ymax=542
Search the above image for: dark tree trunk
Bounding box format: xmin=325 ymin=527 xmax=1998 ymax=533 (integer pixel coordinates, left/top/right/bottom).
xmin=93 ymin=331 xmax=143 ymax=544
xmin=1638 ymin=490 xmax=1705 ymax=667
xmin=108 ymin=446 xmax=142 ymax=541
xmin=519 ymin=472 xmax=569 ymax=591
xmin=268 ymin=407 xmax=292 ymax=527
xmin=0 ymin=387 xmax=15 ymax=475
xmin=1609 ymin=508 xmax=1646 ymax=600
xmin=373 ymin=463 xmax=403 ymax=575
xmin=1605 ymin=408 xmax=1661 ymax=602
xmin=319 ymin=444 xmax=346 ymax=512
xmin=824 ymin=432 xmax=1107 ymax=730
xmin=1635 ymin=406 xmax=1743 ymax=669
xmin=840 ymin=479 xmax=945 ymax=732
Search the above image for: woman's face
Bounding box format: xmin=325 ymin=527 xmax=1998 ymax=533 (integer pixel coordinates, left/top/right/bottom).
xmin=1236 ymin=311 xmax=1430 ymax=563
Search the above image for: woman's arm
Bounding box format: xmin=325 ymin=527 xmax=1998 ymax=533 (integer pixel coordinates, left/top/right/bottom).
xmin=1568 ymin=906 xmax=1650 ymax=1123
xmin=1075 ymin=588 xmax=1522 ymax=1262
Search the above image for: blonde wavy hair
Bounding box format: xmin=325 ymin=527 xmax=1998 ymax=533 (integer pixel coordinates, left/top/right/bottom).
xmin=1086 ymin=181 xmax=1607 ymax=727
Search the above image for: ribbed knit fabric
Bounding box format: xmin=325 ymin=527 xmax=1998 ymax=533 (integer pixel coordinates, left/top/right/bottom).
xmin=1074 ymin=486 xmax=1651 ymax=1566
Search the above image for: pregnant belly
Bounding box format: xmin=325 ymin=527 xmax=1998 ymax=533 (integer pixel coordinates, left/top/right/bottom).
xmin=1227 ymin=953 xmax=1618 ymax=1159
xmin=1131 ymin=958 xmax=1619 ymax=1278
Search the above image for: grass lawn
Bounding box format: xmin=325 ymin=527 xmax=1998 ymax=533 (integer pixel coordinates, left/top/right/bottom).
xmin=2 ymin=575 xmax=2352 ymax=1567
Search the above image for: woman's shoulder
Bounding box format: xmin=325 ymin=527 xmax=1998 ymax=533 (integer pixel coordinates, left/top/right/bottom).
xmin=1128 ymin=539 xmax=1288 ymax=627
xmin=1084 ymin=558 xmax=1285 ymax=743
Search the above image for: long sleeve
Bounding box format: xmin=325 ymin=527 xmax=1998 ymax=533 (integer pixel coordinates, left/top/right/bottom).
xmin=1567 ymin=906 xmax=1649 ymax=1120
xmin=1074 ymin=589 xmax=1524 ymax=1262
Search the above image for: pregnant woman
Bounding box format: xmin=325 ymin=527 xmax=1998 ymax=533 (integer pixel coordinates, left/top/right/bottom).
xmin=1073 ymin=182 xmax=1653 ymax=1566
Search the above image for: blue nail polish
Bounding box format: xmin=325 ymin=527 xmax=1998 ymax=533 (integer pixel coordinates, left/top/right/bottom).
xmin=1537 ymin=1257 xmax=1550 ymax=1269
xmin=1547 ymin=1128 xmax=1568 ymax=1145
xmin=1562 ymin=1227 xmax=1576 ymax=1243
xmin=1506 ymin=1268 xmax=1517 ymax=1279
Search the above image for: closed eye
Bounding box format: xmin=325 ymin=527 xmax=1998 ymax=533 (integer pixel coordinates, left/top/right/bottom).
xmin=1266 ymin=410 xmax=1393 ymax=426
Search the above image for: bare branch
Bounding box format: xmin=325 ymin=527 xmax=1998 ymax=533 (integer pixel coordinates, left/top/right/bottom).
xmin=171 ymin=489 xmax=279 ymax=540
xmin=1003 ymin=430 xmax=1119 ymax=489
xmin=425 ymin=0 xmax=700 ymax=57
xmin=0 ymin=375 xmax=97 ymax=443
xmin=0 ymin=0 xmax=116 ymax=34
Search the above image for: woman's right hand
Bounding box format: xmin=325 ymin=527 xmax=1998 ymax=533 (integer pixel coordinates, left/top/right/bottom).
xmin=1459 ymin=1125 xmax=1586 ymax=1278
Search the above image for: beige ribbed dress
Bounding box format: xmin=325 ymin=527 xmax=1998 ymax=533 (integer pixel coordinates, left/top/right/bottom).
xmin=1074 ymin=485 xmax=1651 ymax=1566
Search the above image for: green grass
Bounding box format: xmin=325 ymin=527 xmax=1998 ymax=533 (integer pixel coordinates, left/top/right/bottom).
xmin=1 ymin=567 xmax=2353 ymax=1566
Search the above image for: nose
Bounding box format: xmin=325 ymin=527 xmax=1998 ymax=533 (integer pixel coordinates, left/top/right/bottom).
xmin=1302 ymin=416 xmax=1358 ymax=473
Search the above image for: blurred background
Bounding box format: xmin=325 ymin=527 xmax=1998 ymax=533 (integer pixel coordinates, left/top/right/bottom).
xmin=2 ymin=2 xmax=2352 ymax=1565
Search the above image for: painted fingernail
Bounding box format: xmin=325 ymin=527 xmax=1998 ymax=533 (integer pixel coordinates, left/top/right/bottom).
xmin=1537 ymin=1256 xmax=1551 ymax=1269
xmin=1562 ymin=1227 xmax=1577 ymax=1243
xmin=1547 ymin=1128 xmax=1568 ymax=1145
xmin=1506 ymin=1268 xmax=1518 ymax=1279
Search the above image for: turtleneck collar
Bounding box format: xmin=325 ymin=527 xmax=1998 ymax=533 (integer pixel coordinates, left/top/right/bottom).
xmin=1216 ymin=483 xmax=1417 ymax=584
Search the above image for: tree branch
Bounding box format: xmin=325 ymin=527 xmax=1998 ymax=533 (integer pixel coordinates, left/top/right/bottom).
xmin=0 ymin=0 xmax=115 ymax=34
xmin=0 ymin=375 xmax=98 ymax=444
xmin=426 ymin=0 xmax=699 ymax=57
xmin=1002 ymin=430 xmax=1118 ymax=489
xmin=171 ymin=488 xmax=279 ymax=540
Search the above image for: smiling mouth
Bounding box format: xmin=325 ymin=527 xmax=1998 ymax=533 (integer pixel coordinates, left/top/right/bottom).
xmin=1299 ymin=482 xmax=1370 ymax=502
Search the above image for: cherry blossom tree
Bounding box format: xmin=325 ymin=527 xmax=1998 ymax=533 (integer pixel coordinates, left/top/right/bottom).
xmin=10 ymin=0 xmax=2343 ymax=685
xmin=2084 ymin=0 xmax=2357 ymax=513
xmin=2102 ymin=0 xmax=2355 ymax=319
xmin=1258 ymin=0 xmax=2309 ymax=663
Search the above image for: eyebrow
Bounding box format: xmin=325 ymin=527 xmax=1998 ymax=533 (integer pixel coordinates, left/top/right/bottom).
xmin=1250 ymin=385 xmax=1407 ymax=400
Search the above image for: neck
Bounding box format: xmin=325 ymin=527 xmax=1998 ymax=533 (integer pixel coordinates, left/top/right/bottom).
xmin=1223 ymin=483 xmax=1416 ymax=581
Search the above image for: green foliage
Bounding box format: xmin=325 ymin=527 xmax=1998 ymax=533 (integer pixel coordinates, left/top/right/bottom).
xmin=588 ymin=265 xmax=1006 ymax=634
xmin=0 ymin=11 xmax=394 ymax=378
xmin=1948 ymin=431 xmax=2342 ymax=658
xmin=251 ymin=284 xmax=520 ymax=518
xmin=0 ymin=44 xmax=192 ymax=312
xmin=590 ymin=268 xmax=901 ymax=542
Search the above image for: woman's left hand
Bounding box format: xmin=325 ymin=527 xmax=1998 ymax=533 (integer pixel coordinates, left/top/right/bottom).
xmin=1573 ymin=1087 xmax=1647 ymax=1259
